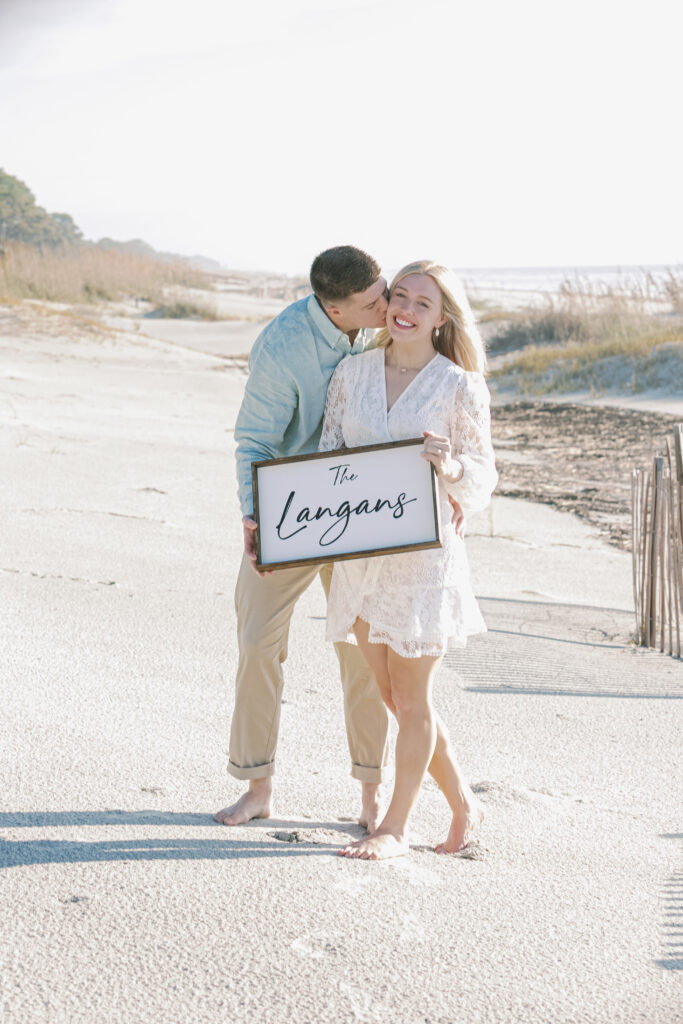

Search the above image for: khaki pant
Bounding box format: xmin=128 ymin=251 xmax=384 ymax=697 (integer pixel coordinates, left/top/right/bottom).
xmin=228 ymin=554 xmax=390 ymax=782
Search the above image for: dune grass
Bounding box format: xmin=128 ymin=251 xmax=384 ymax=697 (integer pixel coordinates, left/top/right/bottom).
xmin=150 ymin=300 xmax=221 ymax=320
xmin=486 ymin=270 xmax=683 ymax=394
xmin=491 ymin=332 xmax=683 ymax=395
xmin=0 ymin=241 xmax=209 ymax=305
xmin=487 ymin=270 xmax=683 ymax=353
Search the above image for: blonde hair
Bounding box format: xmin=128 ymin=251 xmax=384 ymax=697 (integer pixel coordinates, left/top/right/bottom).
xmin=377 ymin=261 xmax=486 ymax=374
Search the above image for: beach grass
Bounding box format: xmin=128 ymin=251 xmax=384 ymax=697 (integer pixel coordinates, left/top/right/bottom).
xmin=0 ymin=241 xmax=209 ymax=305
xmin=486 ymin=270 xmax=683 ymax=394
xmin=487 ymin=271 xmax=683 ymax=351
xmin=150 ymin=300 xmax=221 ymax=320
xmin=491 ymin=333 xmax=683 ymax=395
xmin=148 ymin=299 xmax=247 ymax=321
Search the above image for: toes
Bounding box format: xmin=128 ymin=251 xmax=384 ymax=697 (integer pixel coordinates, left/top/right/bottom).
xmin=215 ymin=810 xmax=244 ymax=826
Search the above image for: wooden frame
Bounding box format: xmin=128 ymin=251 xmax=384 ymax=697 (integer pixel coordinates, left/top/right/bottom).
xmin=252 ymin=438 xmax=442 ymax=571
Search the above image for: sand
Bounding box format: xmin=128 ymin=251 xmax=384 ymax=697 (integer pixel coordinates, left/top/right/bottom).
xmin=1 ymin=305 xmax=681 ymax=1024
xmin=489 ymin=400 xmax=683 ymax=550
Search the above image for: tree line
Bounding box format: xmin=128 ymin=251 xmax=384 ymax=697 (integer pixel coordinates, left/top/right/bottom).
xmin=0 ymin=169 xmax=83 ymax=248
xmin=0 ymin=169 xmax=222 ymax=272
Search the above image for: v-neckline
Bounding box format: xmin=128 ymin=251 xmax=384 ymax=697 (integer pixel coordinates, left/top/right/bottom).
xmin=383 ymin=349 xmax=440 ymax=415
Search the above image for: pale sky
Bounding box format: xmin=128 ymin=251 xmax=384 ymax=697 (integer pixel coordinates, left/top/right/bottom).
xmin=0 ymin=0 xmax=680 ymax=274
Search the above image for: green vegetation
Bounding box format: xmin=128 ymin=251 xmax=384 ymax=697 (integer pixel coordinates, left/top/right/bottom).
xmin=488 ymin=310 xmax=591 ymax=353
xmin=0 ymin=170 xmax=82 ymax=248
xmin=151 ymin=300 xmax=221 ymax=320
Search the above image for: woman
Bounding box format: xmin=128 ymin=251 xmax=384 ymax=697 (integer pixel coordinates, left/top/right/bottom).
xmin=319 ymin=260 xmax=497 ymax=860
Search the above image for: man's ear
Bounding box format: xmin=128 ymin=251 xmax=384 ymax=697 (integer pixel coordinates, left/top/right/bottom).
xmin=326 ymin=302 xmax=342 ymax=319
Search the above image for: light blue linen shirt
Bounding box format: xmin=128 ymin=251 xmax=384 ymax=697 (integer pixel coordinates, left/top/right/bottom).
xmin=235 ymin=294 xmax=376 ymax=516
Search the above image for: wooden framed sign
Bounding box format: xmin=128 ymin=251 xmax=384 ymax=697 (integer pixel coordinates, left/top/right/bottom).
xmin=252 ymin=438 xmax=442 ymax=571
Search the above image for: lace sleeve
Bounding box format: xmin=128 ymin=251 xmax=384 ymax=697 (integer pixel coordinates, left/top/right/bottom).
xmin=319 ymin=356 xmax=352 ymax=452
xmin=446 ymin=372 xmax=498 ymax=512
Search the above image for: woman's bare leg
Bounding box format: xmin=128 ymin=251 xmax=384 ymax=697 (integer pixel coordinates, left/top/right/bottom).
xmin=350 ymin=618 xmax=394 ymax=712
xmin=427 ymin=714 xmax=484 ymax=853
xmin=340 ymin=625 xmax=441 ymax=860
xmin=342 ymin=622 xmax=482 ymax=857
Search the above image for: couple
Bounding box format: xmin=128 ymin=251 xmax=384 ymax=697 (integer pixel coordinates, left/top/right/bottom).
xmin=215 ymin=246 xmax=497 ymax=860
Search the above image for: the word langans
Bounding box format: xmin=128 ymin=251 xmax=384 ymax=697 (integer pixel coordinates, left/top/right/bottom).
xmin=275 ymin=489 xmax=417 ymax=547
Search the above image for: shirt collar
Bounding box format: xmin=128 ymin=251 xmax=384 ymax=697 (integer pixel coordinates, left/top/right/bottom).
xmin=307 ymin=293 xmax=354 ymax=352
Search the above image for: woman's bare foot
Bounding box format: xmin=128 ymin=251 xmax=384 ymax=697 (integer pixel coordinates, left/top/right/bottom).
xmin=214 ymin=779 xmax=272 ymax=826
xmin=338 ymin=829 xmax=408 ymax=860
xmin=359 ymin=782 xmax=382 ymax=833
xmin=434 ymin=799 xmax=484 ymax=854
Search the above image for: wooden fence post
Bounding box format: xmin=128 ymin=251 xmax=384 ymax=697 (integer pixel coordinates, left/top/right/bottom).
xmin=632 ymin=425 xmax=683 ymax=659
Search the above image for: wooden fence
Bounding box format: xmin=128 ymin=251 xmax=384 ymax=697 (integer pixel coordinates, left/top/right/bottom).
xmin=632 ymin=424 xmax=683 ymax=657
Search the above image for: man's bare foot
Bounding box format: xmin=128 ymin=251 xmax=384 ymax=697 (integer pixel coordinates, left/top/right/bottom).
xmin=434 ymin=799 xmax=485 ymax=854
xmin=359 ymin=781 xmax=382 ymax=833
xmin=339 ymin=829 xmax=408 ymax=860
xmin=214 ymin=779 xmax=272 ymax=826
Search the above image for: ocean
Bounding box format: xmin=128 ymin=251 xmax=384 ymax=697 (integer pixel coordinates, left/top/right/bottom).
xmin=456 ymin=264 xmax=681 ymax=296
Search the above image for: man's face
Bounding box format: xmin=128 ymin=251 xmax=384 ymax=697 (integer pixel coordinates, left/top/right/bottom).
xmin=335 ymin=277 xmax=389 ymax=330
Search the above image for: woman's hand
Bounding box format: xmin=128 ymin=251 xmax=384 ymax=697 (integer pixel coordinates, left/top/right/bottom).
xmin=421 ymin=430 xmax=462 ymax=481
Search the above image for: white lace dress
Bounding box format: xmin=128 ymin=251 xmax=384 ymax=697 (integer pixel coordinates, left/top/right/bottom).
xmin=319 ymin=348 xmax=498 ymax=658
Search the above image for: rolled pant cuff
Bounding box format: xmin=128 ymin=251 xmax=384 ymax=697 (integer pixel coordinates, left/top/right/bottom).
xmin=228 ymin=759 xmax=275 ymax=781
xmin=350 ymin=762 xmax=387 ymax=784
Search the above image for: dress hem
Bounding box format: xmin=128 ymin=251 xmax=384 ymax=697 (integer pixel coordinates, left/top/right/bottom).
xmin=327 ymin=614 xmax=487 ymax=659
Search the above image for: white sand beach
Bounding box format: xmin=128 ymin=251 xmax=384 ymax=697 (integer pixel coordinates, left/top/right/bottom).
xmin=1 ymin=305 xmax=681 ymax=1024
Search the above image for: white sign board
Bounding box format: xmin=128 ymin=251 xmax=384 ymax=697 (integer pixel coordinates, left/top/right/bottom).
xmin=253 ymin=438 xmax=442 ymax=571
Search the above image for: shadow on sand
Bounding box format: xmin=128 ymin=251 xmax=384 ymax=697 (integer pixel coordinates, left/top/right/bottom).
xmin=0 ymin=811 xmax=361 ymax=868
xmin=657 ymin=834 xmax=683 ymax=971
xmin=443 ymin=596 xmax=683 ymax=700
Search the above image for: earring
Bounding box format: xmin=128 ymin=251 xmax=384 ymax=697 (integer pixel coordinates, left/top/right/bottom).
xmin=434 ymin=327 xmax=440 ymax=339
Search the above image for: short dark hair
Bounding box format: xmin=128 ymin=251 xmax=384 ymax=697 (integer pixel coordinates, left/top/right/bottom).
xmin=309 ymin=245 xmax=381 ymax=304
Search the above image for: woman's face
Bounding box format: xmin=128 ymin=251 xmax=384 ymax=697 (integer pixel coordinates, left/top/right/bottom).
xmin=387 ymin=273 xmax=446 ymax=345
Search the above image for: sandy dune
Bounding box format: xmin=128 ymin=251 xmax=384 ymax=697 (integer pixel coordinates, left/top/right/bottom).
xmin=1 ymin=307 xmax=681 ymax=1024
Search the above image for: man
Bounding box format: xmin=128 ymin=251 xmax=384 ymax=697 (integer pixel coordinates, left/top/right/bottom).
xmin=215 ymin=246 xmax=391 ymax=830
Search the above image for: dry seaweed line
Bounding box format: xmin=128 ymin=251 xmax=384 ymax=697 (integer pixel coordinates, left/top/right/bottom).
xmin=632 ymin=424 xmax=683 ymax=657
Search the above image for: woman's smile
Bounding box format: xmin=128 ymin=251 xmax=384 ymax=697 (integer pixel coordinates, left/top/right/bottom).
xmin=392 ymin=315 xmax=417 ymax=330
xmin=387 ymin=273 xmax=446 ymax=345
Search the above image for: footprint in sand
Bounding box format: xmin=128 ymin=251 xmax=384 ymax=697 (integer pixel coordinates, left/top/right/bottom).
xmin=473 ymin=780 xmax=565 ymax=807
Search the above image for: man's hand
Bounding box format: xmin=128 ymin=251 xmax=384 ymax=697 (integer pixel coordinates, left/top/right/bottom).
xmin=243 ymin=516 xmax=269 ymax=576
